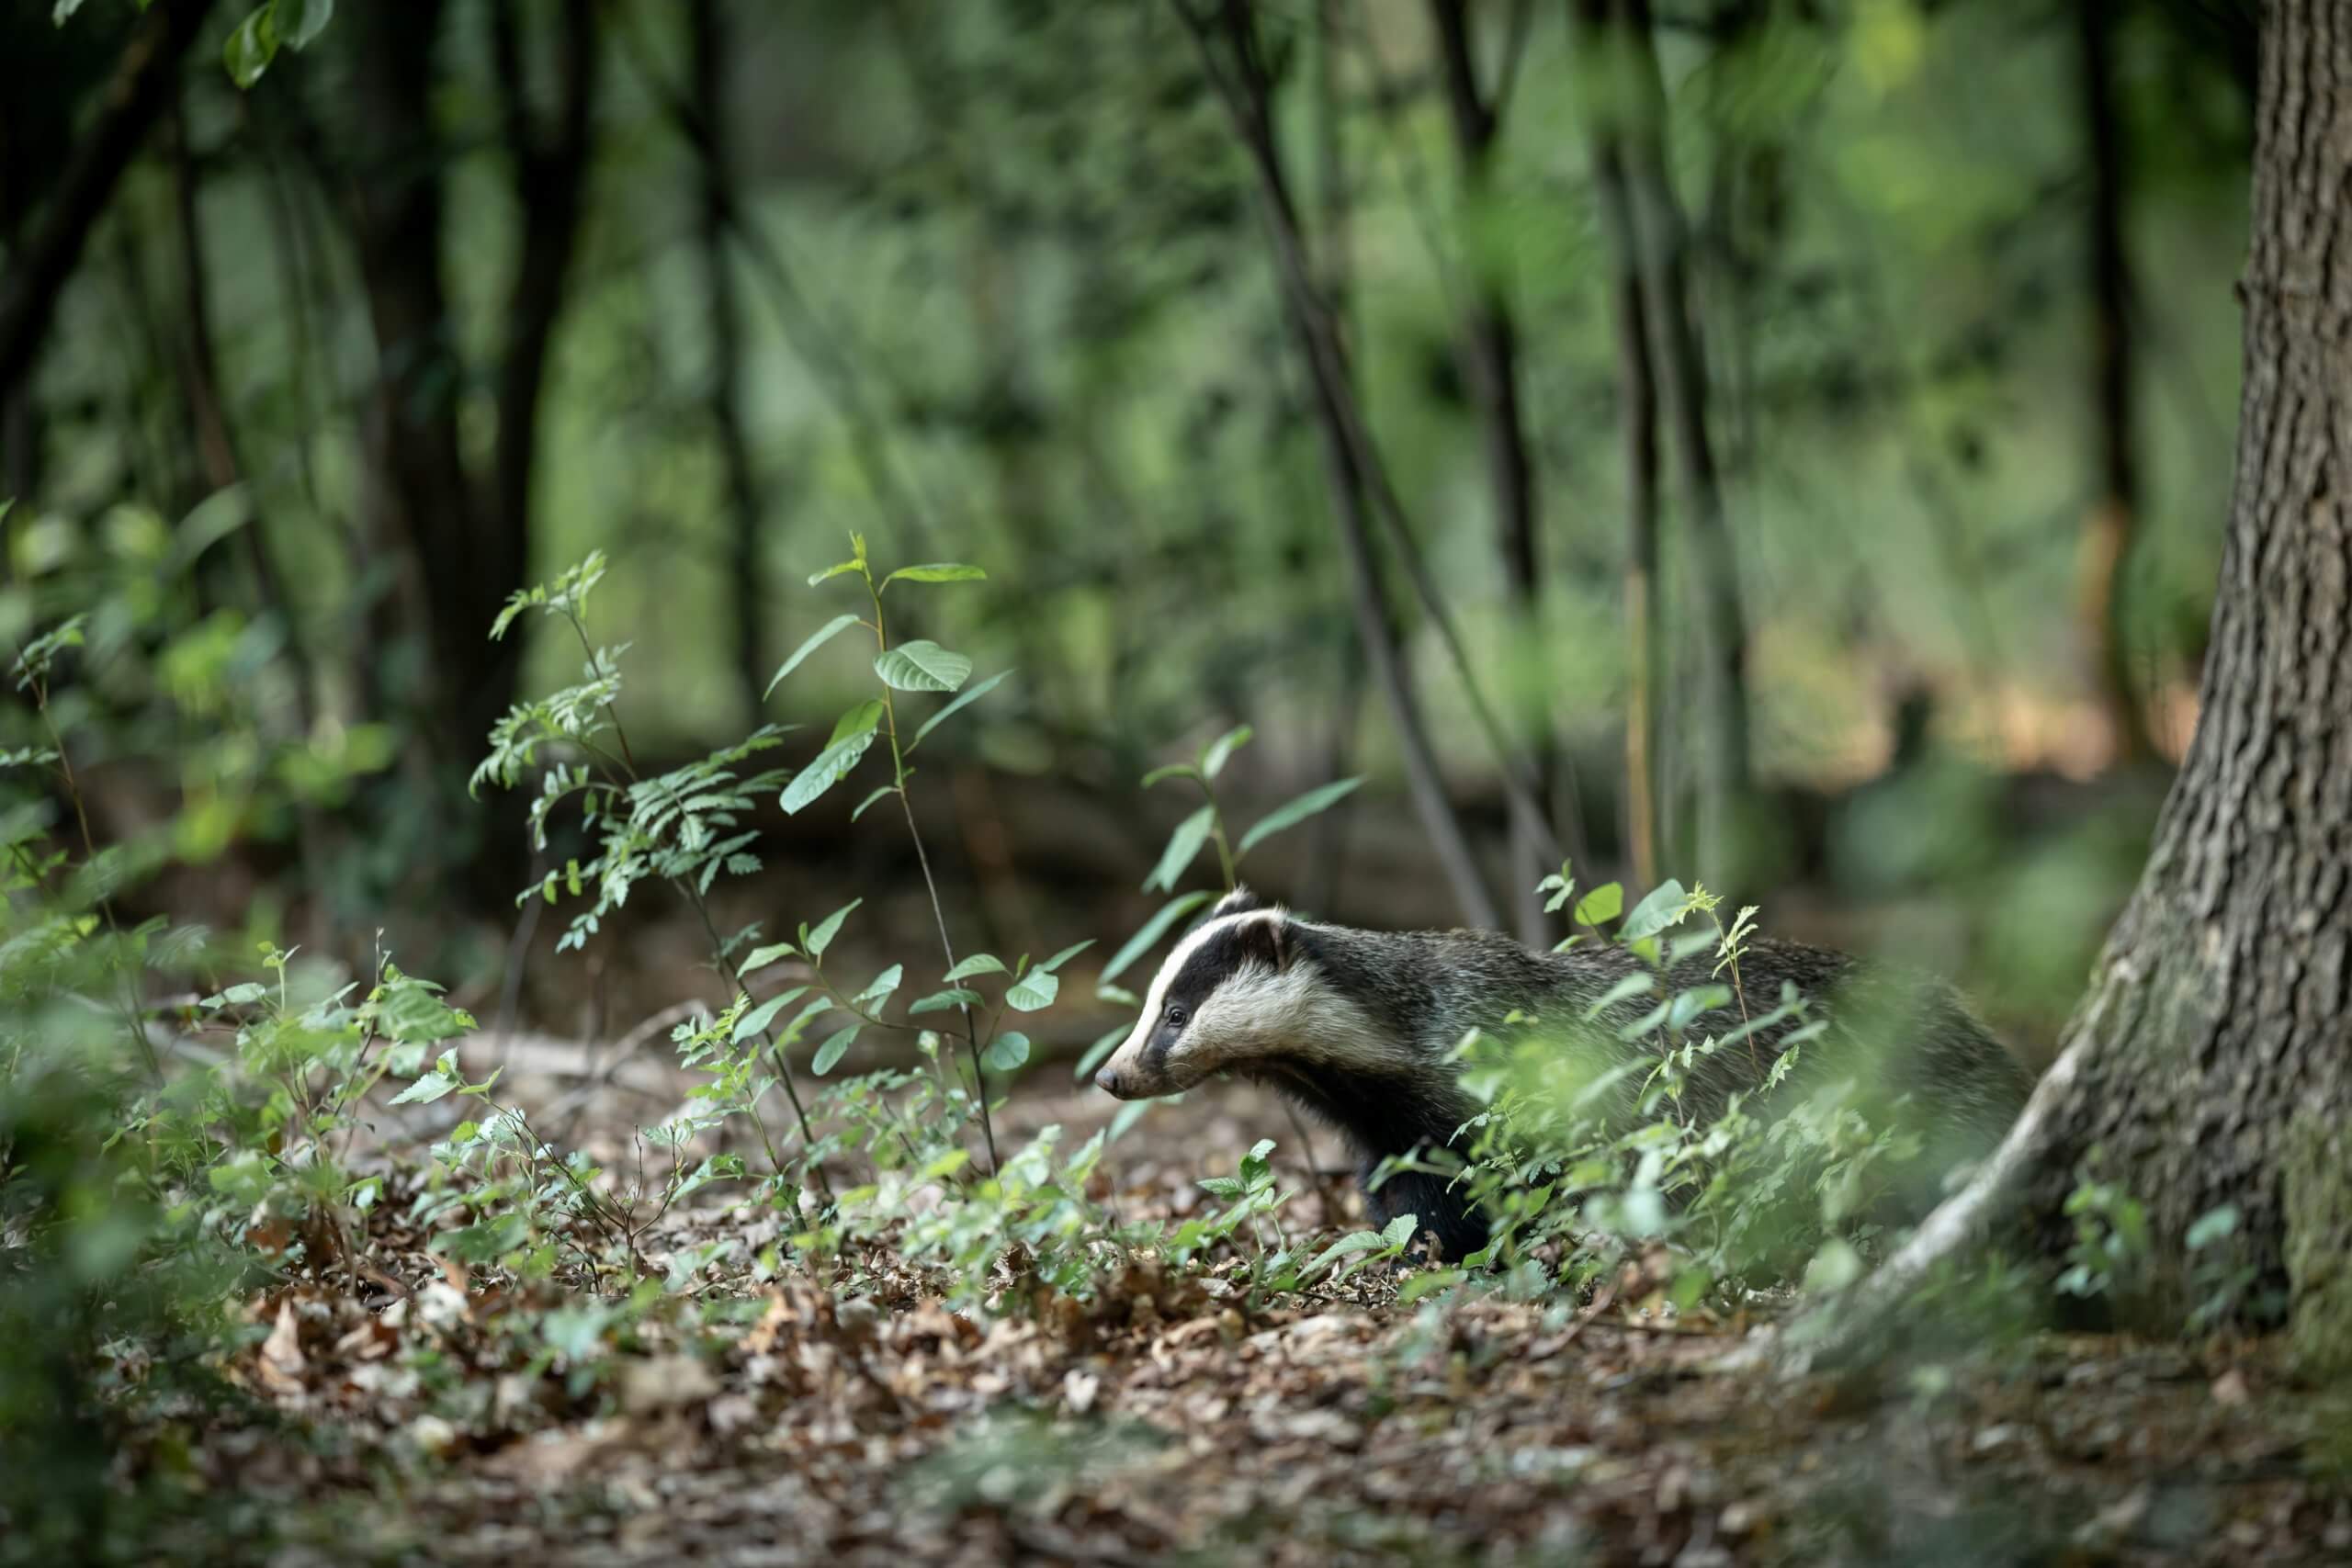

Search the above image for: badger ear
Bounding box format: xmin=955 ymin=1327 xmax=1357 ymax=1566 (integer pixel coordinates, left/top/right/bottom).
xmin=1210 ymin=886 xmax=1267 ymax=920
xmin=1228 ymin=908 xmax=1290 ymax=971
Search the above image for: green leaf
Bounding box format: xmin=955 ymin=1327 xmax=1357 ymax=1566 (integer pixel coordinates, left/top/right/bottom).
xmin=1573 ymin=882 xmax=1624 ymax=927
xmin=908 ymin=987 xmax=980 ymax=1016
xmin=803 ymin=898 xmax=862 ymax=959
xmin=1140 ymin=761 xmax=1199 ymax=789
xmin=734 ymin=987 xmax=811 ymax=1042
xmin=874 ymin=640 xmax=972 ymax=693
xmin=390 ymin=1050 xmax=461 ymax=1107
xmin=944 ymin=953 xmax=1007 ymax=982
xmin=763 ymin=614 xmax=861 ymax=698
xmin=53 ymin=0 xmax=91 ymax=21
xmin=781 ymin=705 xmax=883 ymax=815
xmin=1665 ymin=985 xmax=1733 ymax=1032
xmin=1379 ymin=1212 xmax=1419 ymax=1249
xmin=1144 ymin=805 xmax=1216 ymax=893
xmin=920 ymin=1148 xmax=970 ymax=1182
xmin=1803 ymin=1237 xmax=1865 ymax=1294
xmin=910 ymin=669 xmax=1012 ymax=751
xmin=980 ymin=1032 xmax=1031 ymax=1072
xmin=1037 ymin=940 xmax=1094 ymax=975
xmin=808 ymin=558 xmax=864 ymax=587
xmin=1100 ymin=890 xmax=1214 ymax=986
xmin=810 ymin=1025 xmax=860 ymax=1075
xmin=1004 ymin=968 xmax=1058 ymax=1012
xmin=1619 ymin=879 xmax=1690 ymax=943
xmin=850 ymin=784 xmax=898 ymax=820
xmin=273 ymin=0 xmax=334 ymax=49
xmin=880 ymin=562 xmax=988 ymax=588
xmin=1236 ymin=777 xmax=1362 ymax=859
xmin=1397 ymin=1269 xmax=1464 ymax=1305
xmin=739 ymin=942 xmax=797 ymax=974
xmin=222 ymin=7 xmax=278 ymax=87
xmin=1199 ymin=725 xmax=1253 ymax=779
xmin=853 ymin=964 xmax=903 ymax=1005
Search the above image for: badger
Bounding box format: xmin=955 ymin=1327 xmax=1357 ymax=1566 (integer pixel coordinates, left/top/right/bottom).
xmin=1094 ymin=888 xmax=2032 ymax=1262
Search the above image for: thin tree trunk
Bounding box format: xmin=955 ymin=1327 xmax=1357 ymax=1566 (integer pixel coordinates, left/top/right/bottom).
xmin=1802 ymin=0 xmax=2352 ymax=1362
xmin=1175 ymin=0 xmax=1501 ymax=931
xmin=1178 ymin=0 xmax=1557 ymax=929
xmin=1582 ymin=98 xmax=1663 ymax=889
xmin=690 ymin=0 xmax=768 ymax=719
xmin=0 ymin=0 xmax=218 ymax=405
xmin=2077 ymin=0 xmax=2150 ymax=765
xmin=1429 ymin=0 xmax=1556 ymax=942
xmin=1606 ymin=0 xmax=1751 ymax=892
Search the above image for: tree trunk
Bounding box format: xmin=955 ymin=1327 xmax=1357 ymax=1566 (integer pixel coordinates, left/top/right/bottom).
xmin=691 ymin=0 xmax=768 ymax=720
xmin=2077 ymin=0 xmax=2152 ymax=766
xmin=2029 ymin=0 xmax=2352 ymax=1312
xmin=1430 ymin=0 xmax=1557 ymax=943
xmin=1823 ymin=0 xmax=2352 ymax=1359
xmin=1606 ymin=0 xmax=1751 ymax=892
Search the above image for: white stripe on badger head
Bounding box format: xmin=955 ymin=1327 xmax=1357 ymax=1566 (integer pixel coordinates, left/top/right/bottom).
xmin=1183 ymin=947 xmax=1408 ymax=1077
xmin=1103 ymin=908 xmax=1262 ymax=1078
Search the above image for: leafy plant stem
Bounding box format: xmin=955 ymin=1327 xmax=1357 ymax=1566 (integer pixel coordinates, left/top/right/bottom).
xmin=865 ymin=572 xmax=998 ymax=1177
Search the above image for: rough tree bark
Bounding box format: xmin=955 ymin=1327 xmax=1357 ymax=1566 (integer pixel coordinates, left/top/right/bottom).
xmin=1810 ymin=0 xmax=2352 ymax=1364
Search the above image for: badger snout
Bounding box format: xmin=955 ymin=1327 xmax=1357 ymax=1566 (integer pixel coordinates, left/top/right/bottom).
xmin=1093 ymin=1066 xmax=1128 ymax=1098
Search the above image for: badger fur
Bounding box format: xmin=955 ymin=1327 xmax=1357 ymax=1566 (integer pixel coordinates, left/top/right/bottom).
xmin=1095 ymin=888 xmax=2032 ymax=1262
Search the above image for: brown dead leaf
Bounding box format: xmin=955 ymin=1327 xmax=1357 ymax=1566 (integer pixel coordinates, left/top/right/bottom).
xmin=257 ymin=1300 xmax=307 ymax=1395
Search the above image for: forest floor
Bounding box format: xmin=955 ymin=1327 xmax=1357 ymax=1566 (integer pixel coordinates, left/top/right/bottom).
xmin=168 ymin=1062 xmax=2352 ymax=1568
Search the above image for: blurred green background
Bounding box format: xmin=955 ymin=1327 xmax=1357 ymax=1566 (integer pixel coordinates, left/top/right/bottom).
xmin=0 ymin=0 xmax=2257 ymax=1055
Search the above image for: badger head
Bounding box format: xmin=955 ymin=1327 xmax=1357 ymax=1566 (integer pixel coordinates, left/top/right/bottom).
xmin=1093 ymin=887 xmax=1385 ymax=1099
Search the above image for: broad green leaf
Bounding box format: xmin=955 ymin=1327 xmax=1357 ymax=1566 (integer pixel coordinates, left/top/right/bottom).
xmin=390 ymin=1050 xmax=462 ymax=1107
xmin=1236 ymin=777 xmax=1362 ymax=858
xmin=874 ymin=640 xmax=971 ymax=693
xmin=908 ymin=987 xmax=980 ymax=1016
xmin=223 ymin=7 xmax=277 ymax=87
xmin=734 ymin=987 xmax=811 ymax=1042
xmin=920 ymin=1148 xmax=970 ymax=1182
xmin=980 ymin=1032 xmax=1030 ymax=1072
xmin=781 ymin=705 xmax=882 ymax=815
xmin=763 ymin=614 xmax=861 ymax=698
xmin=1100 ymin=890 xmax=1213 ymax=985
xmin=739 ymin=942 xmax=797 ymax=974
xmin=1037 ymin=940 xmax=1093 ymax=974
xmin=810 ymin=1025 xmax=860 ymax=1075
xmin=1665 ymin=984 xmax=1733 ymax=1032
xmin=808 ymin=558 xmax=864 ymax=586
xmin=803 ymin=898 xmax=862 ymax=958
xmin=1144 ymin=805 xmax=1216 ymax=893
xmin=1004 ymin=968 xmax=1058 ymax=1012
xmin=1803 ymin=1237 xmax=1865 ymax=1293
xmin=944 ymin=953 xmax=1007 ymax=981
xmin=1619 ymin=879 xmax=1690 ymax=943
xmin=1200 ymin=725 xmax=1253 ymax=779
xmin=1379 ymin=1212 xmax=1419 ymax=1249
xmin=880 ymin=562 xmax=987 ymax=588
xmin=1573 ymin=882 xmax=1624 ymax=927
xmin=910 ymin=669 xmax=1012 ymax=751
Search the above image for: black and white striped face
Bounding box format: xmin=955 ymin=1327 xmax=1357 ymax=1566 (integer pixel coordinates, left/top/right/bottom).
xmin=1094 ymin=897 xmax=1291 ymax=1100
xmin=1094 ymin=889 xmax=1399 ymax=1099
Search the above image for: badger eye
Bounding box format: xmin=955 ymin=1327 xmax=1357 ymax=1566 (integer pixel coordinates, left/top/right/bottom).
xmin=1164 ymin=1003 xmax=1188 ymax=1028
